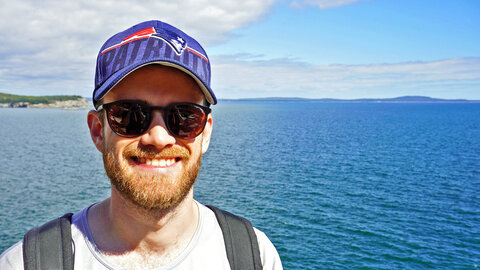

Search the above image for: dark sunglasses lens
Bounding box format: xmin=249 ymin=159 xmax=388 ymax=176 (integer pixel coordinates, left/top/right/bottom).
xmin=167 ymin=104 xmax=207 ymax=139
xmin=107 ymin=102 xmax=150 ymax=137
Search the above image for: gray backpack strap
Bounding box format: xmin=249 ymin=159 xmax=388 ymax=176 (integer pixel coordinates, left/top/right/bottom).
xmin=206 ymin=205 xmax=262 ymax=270
xmin=23 ymin=213 xmax=74 ymax=270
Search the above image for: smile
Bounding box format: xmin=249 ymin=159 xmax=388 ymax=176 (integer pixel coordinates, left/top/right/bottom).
xmin=131 ymin=157 xmax=180 ymax=168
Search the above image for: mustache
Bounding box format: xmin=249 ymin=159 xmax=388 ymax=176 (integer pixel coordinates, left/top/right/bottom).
xmin=123 ymin=146 xmax=190 ymax=160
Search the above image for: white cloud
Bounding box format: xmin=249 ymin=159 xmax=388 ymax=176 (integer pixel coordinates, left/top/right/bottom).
xmin=290 ymin=0 xmax=366 ymax=9
xmin=211 ymin=56 xmax=480 ymax=99
xmin=0 ymin=0 xmax=276 ymax=96
xmin=0 ymin=0 xmax=478 ymax=100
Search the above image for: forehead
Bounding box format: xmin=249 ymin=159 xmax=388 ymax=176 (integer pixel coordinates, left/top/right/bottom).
xmin=103 ymin=65 xmax=204 ymax=105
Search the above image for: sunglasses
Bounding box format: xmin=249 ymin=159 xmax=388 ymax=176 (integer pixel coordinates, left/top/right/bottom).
xmin=97 ymin=100 xmax=211 ymax=139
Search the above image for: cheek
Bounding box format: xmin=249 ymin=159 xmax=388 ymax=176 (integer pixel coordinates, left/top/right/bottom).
xmin=103 ymin=131 xmax=134 ymax=158
xmin=184 ymin=137 xmax=204 ymax=155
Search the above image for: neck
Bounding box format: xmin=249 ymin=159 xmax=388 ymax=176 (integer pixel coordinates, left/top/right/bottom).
xmin=87 ymin=187 xmax=199 ymax=255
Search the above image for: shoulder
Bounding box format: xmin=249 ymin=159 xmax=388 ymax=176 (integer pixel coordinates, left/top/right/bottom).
xmin=0 ymin=240 xmax=24 ymax=270
xmin=200 ymin=203 xmax=283 ymax=270
xmin=0 ymin=206 xmax=93 ymax=270
xmin=253 ymin=228 xmax=284 ymax=270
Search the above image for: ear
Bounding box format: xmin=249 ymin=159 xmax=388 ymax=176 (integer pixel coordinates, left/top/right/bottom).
xmin=87 ymin=110 xmax=103 ymax=153
xmin=201 ymin=114 xmax=213 ymax=154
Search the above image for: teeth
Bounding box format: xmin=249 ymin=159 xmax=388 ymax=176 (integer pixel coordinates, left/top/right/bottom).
xmin=141 ymin=158 xmax=176 ymax=167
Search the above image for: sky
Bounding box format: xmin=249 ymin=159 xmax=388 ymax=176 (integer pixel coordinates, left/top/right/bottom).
xmin=0 ymin=0 xmax=479 ymax=100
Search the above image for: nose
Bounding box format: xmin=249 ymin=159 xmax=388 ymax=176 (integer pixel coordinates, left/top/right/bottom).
xmin=139 ymin=111 xmax=176 ymax=149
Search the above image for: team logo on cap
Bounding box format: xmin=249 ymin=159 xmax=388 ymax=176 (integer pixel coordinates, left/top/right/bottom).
xmin=100 ymin=27 xmax=187 ymax=56
xmin=159 ymin=29 xmax=187 ymax=55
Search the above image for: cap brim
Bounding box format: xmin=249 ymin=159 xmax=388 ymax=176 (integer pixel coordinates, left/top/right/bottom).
xmin=94 ymin=61 xmax=216 ymax=108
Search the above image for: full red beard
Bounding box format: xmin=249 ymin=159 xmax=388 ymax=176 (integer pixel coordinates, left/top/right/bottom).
xmin=102 ymin=143 xmax=202 ymax=211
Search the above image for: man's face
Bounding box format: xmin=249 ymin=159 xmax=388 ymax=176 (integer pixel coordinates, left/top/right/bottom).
xmin=90 ymin=65 xmax=212 ymax=211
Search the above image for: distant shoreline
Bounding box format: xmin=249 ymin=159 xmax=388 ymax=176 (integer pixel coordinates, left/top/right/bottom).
xmin=2 ymin=94 xmax=479 ymax=107
xmin=0 ymin=92 xmax=91 ymax=109
xmin=220 ymin=96 xmax=480 ymax=103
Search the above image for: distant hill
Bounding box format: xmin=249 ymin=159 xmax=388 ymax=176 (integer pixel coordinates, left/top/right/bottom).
xmin=0 ymin=92 xmax=90 ymax=108
xmin=2 ymin=93 xmax=478 ymax=107
xmin=220 ymin=96 xmax=480 ymax=103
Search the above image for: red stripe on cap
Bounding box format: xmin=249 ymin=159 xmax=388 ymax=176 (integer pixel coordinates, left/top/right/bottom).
xmin=186 ymin=47 xmax=209 ymax=63
xmin=100 ymin=27 xmax=157 ymax=55
xmin=123 ymin=27 xmax=155 ymax=41
xmin=101 ymin=36 xmax=150 ymax=55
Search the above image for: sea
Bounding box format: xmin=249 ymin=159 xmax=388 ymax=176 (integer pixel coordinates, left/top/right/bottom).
xmin=0 ymin=102 xmax=479 ymax=269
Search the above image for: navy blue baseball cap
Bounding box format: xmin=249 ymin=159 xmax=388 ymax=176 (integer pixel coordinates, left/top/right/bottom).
xmin=93 ymin=20 xmax=216 ymax=108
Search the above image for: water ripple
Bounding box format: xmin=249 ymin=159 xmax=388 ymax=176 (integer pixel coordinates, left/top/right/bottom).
xmin=1 ymin=104 xmax=480 ymax=269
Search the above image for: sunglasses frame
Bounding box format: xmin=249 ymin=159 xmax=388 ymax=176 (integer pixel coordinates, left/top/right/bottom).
xmin=97 ymin=100 xmax=211 ymax=139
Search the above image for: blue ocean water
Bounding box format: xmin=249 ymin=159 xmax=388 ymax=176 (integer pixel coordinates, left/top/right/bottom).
xmin=0 ymin=103 xmax=479 ymax=269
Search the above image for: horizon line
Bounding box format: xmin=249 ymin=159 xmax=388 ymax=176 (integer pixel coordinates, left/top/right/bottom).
xmin=1 ymin=92 xmax=480 ymax=102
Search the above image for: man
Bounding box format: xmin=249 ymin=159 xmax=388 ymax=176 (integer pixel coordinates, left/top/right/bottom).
xmin=0 ymin=20 xmax=282 ymax=269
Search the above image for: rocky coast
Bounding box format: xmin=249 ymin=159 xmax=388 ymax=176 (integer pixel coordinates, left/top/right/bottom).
xmin=0 ymin=93 xmax=91 ymax=109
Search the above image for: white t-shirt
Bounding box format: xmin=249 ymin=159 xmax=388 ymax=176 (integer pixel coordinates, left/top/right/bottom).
xmin=0 ymin=202 xmax=283 ymax=270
